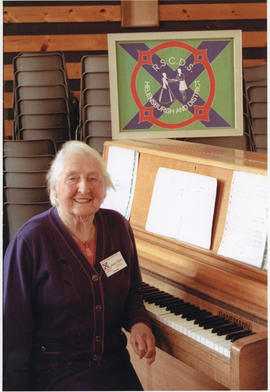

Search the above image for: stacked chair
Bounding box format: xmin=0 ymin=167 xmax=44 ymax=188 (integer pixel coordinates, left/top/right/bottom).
xmin=3 ymin=139 xmax=56 ymax=250
xmin=12 ymin=51 xmax=77 ymax=149
xmin=76 ymin=55 xmax=112 ymax=153
xmin=243 ymin=65 xmax=267 ymax=154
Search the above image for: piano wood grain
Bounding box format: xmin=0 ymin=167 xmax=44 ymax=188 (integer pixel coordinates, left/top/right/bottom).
xmin=135 ymin=227 xmax=267 ymax=326
xmin=127 ymin=338 xmax=228 ymax=390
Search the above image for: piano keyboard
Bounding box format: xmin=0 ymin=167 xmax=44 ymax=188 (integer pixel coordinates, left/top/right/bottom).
xmin=139 ymin=283 xmax=254 ymax=358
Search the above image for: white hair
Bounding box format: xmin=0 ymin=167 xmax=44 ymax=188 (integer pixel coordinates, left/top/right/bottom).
xmin=47 ymin=140 xmax=114 ymax=206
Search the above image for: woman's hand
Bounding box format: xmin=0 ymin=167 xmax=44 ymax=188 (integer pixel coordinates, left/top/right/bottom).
xmin=130 ymin=322 xmax=156 ymax=365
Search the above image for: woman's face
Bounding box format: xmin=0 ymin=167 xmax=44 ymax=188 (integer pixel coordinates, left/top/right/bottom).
xmin=54 ymin=152 xmax=106 ymax=221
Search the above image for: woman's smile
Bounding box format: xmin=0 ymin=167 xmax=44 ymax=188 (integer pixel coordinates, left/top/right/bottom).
xmin=74 ymin=197 xmax=92 ymax=204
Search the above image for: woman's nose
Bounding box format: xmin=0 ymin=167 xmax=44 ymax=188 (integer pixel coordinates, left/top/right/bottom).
xmin=78 ymin=178 xmax=90 ymax=193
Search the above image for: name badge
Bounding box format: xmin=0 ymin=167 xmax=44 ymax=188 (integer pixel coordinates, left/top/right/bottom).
xmin=100 ymin=251 xmax=127 ymax=277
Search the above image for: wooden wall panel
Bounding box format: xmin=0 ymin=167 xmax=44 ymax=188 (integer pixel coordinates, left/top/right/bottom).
xmin=3 ymin=3 xmax=266 ymax=23
xmin=3 ymin=5 xmax=121 ymax=23
xmin=3 ymin=1 xmax=267 ymax=138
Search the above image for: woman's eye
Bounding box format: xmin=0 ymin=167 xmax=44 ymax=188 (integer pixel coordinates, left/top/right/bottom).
xmin=66 ymin=177 xmax=77 ymax=183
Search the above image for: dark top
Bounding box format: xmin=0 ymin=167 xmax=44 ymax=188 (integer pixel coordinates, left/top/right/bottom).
xmin=3 ymin=207 xmax=150 ymax=391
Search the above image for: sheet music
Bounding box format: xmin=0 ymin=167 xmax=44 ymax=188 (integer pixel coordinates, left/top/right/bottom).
xmin=101 ymin=146 xmax=139 ymax=219
xmin=218 ymin=170 xmax=268 ymax=268
xmin=145 ymin=167 xmax=217 ymax=249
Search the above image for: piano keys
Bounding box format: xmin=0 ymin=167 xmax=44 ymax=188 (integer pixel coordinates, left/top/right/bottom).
xmin=103 ymin=138 xmax=267 ymax=390
xmin=138 ymin=283 xmax=254 ymax=358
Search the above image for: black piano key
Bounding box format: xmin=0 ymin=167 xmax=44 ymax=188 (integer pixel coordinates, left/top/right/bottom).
xmin=139 ymin=283 xmax=151 ymax=288
xmin=181 ymin=305 xmax=201 ymax=315
xmin=171 ymin=303 xmax=197 ymax=315
xmin=167 ymin=302 xmax=191 ymax=312
xmin=212 ymin=322 xmax=235 ymax=331
xmin=215 ymin=325 xmax=244 ymax=335
xmin=211 ymin=323 xmax=234 ymax=333
xmin=153 ymin=295 xmax=175 ymax=304
xmin=144 ymin=290 xmax=167 ymax=297
xmin=165 ymin=298 xmax=184 ymax=305
xmin=145 ymin=293 xmax=172 ymax=303
xmin=143 ymin=292 xmax=164 ymax=300
xmin=203 ymin=318 xmax=227 ymax=329
xmin=186 ymin=311 xmax=209 ymax=321
xmin=158 ymin=297 xmax=178 ymax=305
xmin=155 ymin=296 xmax=177 ymax=306
xmin=182 ymin=309 xmax=205 ymax=320
xmin=140 ymin=285 xmax=159 ymax=291
xmin=166 ymin=300 xmax=184 ymax=311
xmin=193 ymin=311 xmax=212 ymax=323
xmin=198 ymin=315 xmax=224 ymax=327
xmin=138 ymin=284 xmax=155 ymax=292
xmin=139 ymin=290 xmax=161 ymax=297
xmin=158 ymin=302 xmax=172 ymax=308
xmin=181 ymin=310 xmax=201 ymax=319
xmin=226 ymin=330 xmax=254 ymax=342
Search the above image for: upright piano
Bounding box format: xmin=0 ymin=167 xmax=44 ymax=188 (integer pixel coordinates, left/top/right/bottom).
xmin=103 ymin=138 xmax=267 ymax=390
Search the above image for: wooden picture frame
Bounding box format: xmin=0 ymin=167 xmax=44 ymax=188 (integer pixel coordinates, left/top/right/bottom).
xmin=108 ymin=30 xmax=243 ymax=140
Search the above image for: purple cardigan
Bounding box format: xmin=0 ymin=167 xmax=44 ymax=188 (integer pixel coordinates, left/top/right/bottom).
xmin=3 ymin=207 xmax=150 ymax=390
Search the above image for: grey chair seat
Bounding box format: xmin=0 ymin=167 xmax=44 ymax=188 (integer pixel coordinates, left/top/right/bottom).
xmin=4 ymin=186 xmax=49 ymax=203
xmin=4 ymin=155 xmax=54 ymax=172
xmin=17 ymin=113 xmax=70 ymax=131
xmin=81 ymin=55 xmax=109 ymax=73
xmin=15 ymin=69 xmax=67 ymax=87
xmin=4 ymin=171 xmax=48 ymax=187
xmin=81 ymin=72 xmax=110 ymax=90
xmin=81 ymin=88 xmax=110 ymax=108
xmin=247 ymin=86 xmax=267 ymax=102
xmin=83 ymin=120 xmax=112 ymax=138
xmin=3 ymin=139 xmax=56 ymax=156
xmin=253 ymin=134 xmax=267 ymax=149
xmin=252 ymin=118 xmax=267 ymax=135
xmin=82 ymin=105 xmax=111 ymax=124
xmin=250 ymin=102 xmax=267 ymax=119
xmin=244 ymin=64 xmax=267 ymax=83
xmin=16 ymin=98 xmax=69 ymax=116
xmin=15 ymin=85 xmax=67 ymax=102
xmin=19 ymin=128 xmax=69 ymax=142
xmin=13 ymin=53 xmax=65 ymax=72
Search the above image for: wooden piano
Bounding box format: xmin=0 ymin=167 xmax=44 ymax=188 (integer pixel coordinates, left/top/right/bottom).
xmin=103 ymin=138 xmax=267 ymax=390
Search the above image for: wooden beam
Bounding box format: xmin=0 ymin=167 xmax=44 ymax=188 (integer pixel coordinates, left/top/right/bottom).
xmin=3 ymin=5 xmax=121 ymax=23
xmin=3 ymin=31 xmax=266 ymax=54
xmin=159 ymin=3 xmax=266 ymax=21
xmin=3 ymin=34 xmax=108 ymax=52
xmin=3 ymin=3 xmax=266 ymax=24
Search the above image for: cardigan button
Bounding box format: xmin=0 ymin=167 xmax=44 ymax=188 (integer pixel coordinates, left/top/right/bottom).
xmin=92 ymin=275 xmax=99 ymax=282
xmin=41 ymin=345 xmax=46 ymax=352
xmin=95 ymin=305 xmax=102 ymax=311
xmin=95 ymin=335 xmax=101 ymax=342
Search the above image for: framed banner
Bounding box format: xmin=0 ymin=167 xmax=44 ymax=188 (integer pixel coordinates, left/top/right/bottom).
xmin=108 ymin=30 xmax=243 ymax=140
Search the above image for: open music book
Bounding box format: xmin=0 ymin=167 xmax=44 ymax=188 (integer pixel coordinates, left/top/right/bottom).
xmin=101 ymin=146 xmax=139 ymax=219
xmin=145 ymin=167 xmax=217 ymax=249
xmin=218 ymin=170 xmax=268 ymax=268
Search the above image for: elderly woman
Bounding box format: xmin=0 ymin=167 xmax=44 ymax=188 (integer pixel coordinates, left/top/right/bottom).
xmin=4 ymin=140 xmax=156 ymax=391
